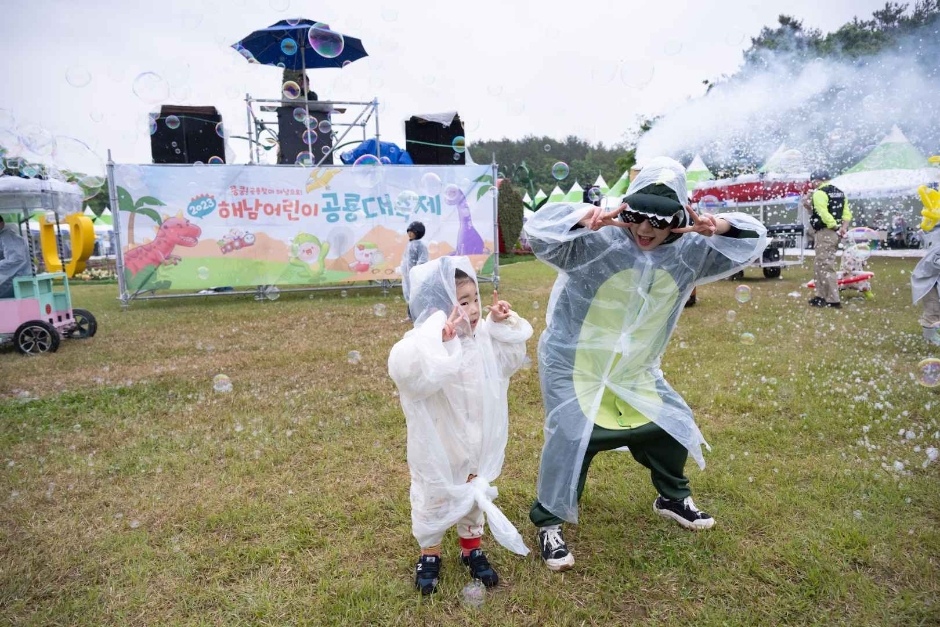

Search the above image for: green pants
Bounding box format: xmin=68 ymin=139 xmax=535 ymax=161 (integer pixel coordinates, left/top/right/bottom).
xmin=530 ymin=421 xmax=691 ymax=527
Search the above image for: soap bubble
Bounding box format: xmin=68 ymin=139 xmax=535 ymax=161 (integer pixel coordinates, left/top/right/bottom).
xmin=282 ymin=81 xmax=301 ymax=99
xmin=699 ymin=195 xmax=721 ymax=210
xmin=740 ymin=332 xmax=756 ymax=345
xmin=208 ymin=156 xmax=223 ymax=165
xmin=726 ymin=310 xmax=736 ymax=322
xmin=269 ymin=0 xmax=289 ymax=10
xmin=66 ymin=66 xmax=91 ymax=88
xmin=215 ymin=122 xmax=224 ymax=138
xmin=129 ymin=519 xmax=141 ymax=529
xmin=663 ymin=40 xmax=683 ymax=56
xmin=132 ymin=72 xmax=170 ymax=104
xmin=18 ymin=124 xmax=56 ymax=157
xmin=308 ymin=22 xmax=344 ymax=58
xmin=521 ymin=355 xmax=533 ymax=370
xmin=421 ymin=172 xmax=442 ymax=195
xmin=265 ymin=286 xmax=280 ymax=301
xmin=544 ymin=144 xmax=551 ymax=152
xmin=846 ymin=244 xmax=871 ymax=262
xmin=197 ymin=267 xmax=209 ymax=280
xmin=396 ymin=190 xmax=419 ymax=213
xmin=317 ymin=119 xmax=332 ymax=134
xmin=340 ymin=290 xmax=348 ymax=298
xmin=452 ymin=136 xmax=466 ymax=154
xmin=461 ymin=580 xmax=485 ymax=608
xmin=735 ymin=285 xmax=752 ymax=304
xmin=587 ymin=187 xmax=602 ymax=203
xmin=149 ymin=117 xmax=158 ymax=135
xmin=280 ymin=37 xmax=298 ymax=55
xmin=551 ymin=162 xmax=569 ymax=180
xmin=295 ymin=151 xmax=313 ymax=166
xmin=532 ymin=301 xmax=539 ymax=310
xmin=352 ymin=154 xmax=382 ymax=187
xmin=301 ymin=129 xmax=318 ymax=145
xmin=374 ymin=303 xmax=387 ymax=317
xmin=213 ymin=374 xmax=232 ymax=393
xmin=347 ymin=350 xmax=361 ymax=364
xmin=165 ymin=115 xmax=180 ymax=130
xmin=620 ymin=64 xmax=654 ymax=89
xmin=916 ymin=358 xmax=940 ymax=387
xmin=292 ymin=107 xmax=307 ymax=123
xmin=286 ymin=17 xmax=302 ymax=26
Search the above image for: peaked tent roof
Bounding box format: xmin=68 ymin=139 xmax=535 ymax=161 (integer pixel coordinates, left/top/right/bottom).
xmin=830 ymin=126 xmax=938 ymax=199
xmin=608 ymin=169 xmax=631 ymax=198
xmin=522 ymin=191 xmax=532 ymax=205
xmin=533 ymin=188 xmax=548 ymax=202
xmin=563 ymin=182 xmax=584 ymax=202
xmin=759 ymin=145 xmax=807 ymax=175
xmin=97 ymin=207 xmax=113 ymax=225
xmin=686 ymin=154 xmax=715 ymax=191
xmin=594 ymin=174 xmax=609 ymax=193
xmin=844 ymin=125 xmax=929 ymax=173
xmin=548 ymin=185 xmax=566 ymax=202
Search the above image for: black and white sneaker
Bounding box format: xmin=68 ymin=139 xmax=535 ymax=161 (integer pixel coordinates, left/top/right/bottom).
xmin=653 ymin=496 xmax=715 ymax=530
xmin=461 ymin=548 xmax=499 ymax=588
xmin=414 ymin=554 xmax=441 ymax=596
xmin=537 ymin=525 xmax=575 ymax=572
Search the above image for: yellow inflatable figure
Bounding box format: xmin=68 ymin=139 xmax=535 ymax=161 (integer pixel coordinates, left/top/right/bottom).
xmin=40 ymin=213 xmax=95 ymax=276
xmin=920 ymin=156 xmax=940 ymax=232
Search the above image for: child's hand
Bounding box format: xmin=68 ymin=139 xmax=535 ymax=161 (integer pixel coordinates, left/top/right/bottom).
xmin=442 ymin=306 xmax=461 ymax=341
xmin=671 ymin=204 xmax=718 ymax=237
xmin=489 ymin=290 xmax=512 ymax=323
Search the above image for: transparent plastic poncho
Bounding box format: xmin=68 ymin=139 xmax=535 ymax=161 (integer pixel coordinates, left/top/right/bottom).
xmin=912 ymin=228 xmax=940 ymax=305
xmin=524 ymin=157 xmax=768 ymax=524
xmin=388 ymin=256 xmax=533 ymax=554
xmin=400 ymin=239 xmax=429 ymax=302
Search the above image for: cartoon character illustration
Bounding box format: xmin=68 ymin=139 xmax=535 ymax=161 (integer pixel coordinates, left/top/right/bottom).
xmin=305 ymin=168 xmax=343 ymax=193
xmin=279 ymin=233 xmax=330 ymax=284
xmin=123 ymin=212 xmax=202 ymax=292
xmin=218 ymin=228 xmax=256 ymax=254
xmin=349 ymin=242 xmax=384 ymax=273
xmin=443 ymin=186 xmax=487 ymax=255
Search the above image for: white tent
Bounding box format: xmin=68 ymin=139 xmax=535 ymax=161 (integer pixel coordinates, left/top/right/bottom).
xmin=548 ymin=185 xmax=566 ymax=202
xmin=830 ymin=125 xmax=939 ymax=199
xmin=594 ymin=174 xmax=609 ymax=193
xmin=563 ymin=182 xmax=584 ymax=203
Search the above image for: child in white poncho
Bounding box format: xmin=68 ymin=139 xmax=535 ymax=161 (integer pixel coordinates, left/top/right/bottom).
xmin=388 ymin=256 xmax=533 ymax=596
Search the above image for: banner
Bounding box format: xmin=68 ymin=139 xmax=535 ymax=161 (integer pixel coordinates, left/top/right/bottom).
xmin=112 ymin=164 xmax=497 ymax=293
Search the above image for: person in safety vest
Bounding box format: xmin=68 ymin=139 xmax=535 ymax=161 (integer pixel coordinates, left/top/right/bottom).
xmin=806 ymin=171 xmax=852 ymax=309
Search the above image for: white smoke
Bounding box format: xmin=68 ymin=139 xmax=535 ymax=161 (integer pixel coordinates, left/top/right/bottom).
xmin=637 ymin=21 xmax=940 ymax=174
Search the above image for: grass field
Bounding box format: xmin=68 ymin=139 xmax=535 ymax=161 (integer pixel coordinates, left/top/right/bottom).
xmin=1 ymin=257 xmax=939 ymax=626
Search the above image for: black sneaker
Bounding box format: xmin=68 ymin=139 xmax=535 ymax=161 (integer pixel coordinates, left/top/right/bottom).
xmin=653 ymin=496 xmax=715 ymax=530
xmin=414 ymin=554 xmax=441 ymax=596
xmin=825 ymin=301 xmax=842 ymax=309
xmin=461 ymin=548 xmax=499 ymax=588
xmin=537 ymin=525 xmax=575 ymax=572
xmin=808 ymin=297 xmax=826 ymax=307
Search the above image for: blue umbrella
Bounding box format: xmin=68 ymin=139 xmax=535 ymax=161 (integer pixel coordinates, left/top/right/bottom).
xmin=232 ymin=19 xmax=368 ymax=71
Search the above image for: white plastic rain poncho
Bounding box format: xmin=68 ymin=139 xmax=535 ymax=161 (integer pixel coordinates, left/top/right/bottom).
xmin=400 ymin=238 xmax=429 ymax=303
xmin=524 ymin=157 xmax=768 ymax=524
xmin=0 ymin=221 xmax=31 ymax=299
xmin=912 ymin=227 xmax=940 ymax=306
xmin=388 ymin=256 xmax=534 ymax=554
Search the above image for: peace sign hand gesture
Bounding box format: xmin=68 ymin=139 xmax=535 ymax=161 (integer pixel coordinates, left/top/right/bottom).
xmin=578 ymin=204 xmax=633 ymax=231
xmin=670 ymin=204 xmax=719 ymax=236
xmin=442 ymin=306 xmax=462 ymax=342
xmin=489 ymin=289 xmax=512 ymax=323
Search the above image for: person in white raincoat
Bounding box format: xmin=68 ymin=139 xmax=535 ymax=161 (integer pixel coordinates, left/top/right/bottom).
xmin=0 ymin=214 xmax=31 ymax=299
xmin=912 ymin=217 xmax=940 ymax=346
xmin=523 ymin=157 xmax=768 ymax=572
xmin=388 ymin=256 xmax=533 ymax=595
xmin=400 ymin=221 xmax=429 ymax=321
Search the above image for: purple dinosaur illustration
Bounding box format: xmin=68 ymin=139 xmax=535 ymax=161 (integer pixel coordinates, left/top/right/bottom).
xmin=444 ymin=186 xmax=486 ymax=255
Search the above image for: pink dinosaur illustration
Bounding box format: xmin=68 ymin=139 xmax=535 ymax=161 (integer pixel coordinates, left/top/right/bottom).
xmin=443 ymin=186 xmax=486 ymax=255
xmin=125 ymin=214 xmax=202 ymax=276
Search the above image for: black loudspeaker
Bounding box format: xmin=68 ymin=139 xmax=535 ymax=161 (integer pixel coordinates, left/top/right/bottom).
xmin=405 ymin=113 xmax=465 ymax=165
xmin=150 ymin=105 xmax=225 ymax=164
xmin=276 ymin=104 xmax=334 ymax=165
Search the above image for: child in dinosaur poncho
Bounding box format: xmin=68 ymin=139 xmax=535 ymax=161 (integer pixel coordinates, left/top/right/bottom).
xmin=523 ymin=157 xmax=768 ymax=572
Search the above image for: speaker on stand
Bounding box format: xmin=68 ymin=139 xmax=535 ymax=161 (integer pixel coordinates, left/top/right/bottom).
xmin=275 ymin=103 xmax=335 ymax=165
xmin=150 ymin=105 xmax=225 ymax=164
xmin=405 ymin=113 xmax=466 ymax=165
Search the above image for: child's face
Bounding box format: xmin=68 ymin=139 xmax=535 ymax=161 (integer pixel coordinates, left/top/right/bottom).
xmin=407 ymin=231 xmax=416 ymax=240
xmin=626 ymin=218 xmax=672 ymax=251
xmin=455 ymin=279 xmax=480 ymax=331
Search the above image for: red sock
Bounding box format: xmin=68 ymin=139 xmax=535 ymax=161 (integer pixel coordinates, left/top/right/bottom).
xmin=459 ymin=537 xmax=481 ymax=555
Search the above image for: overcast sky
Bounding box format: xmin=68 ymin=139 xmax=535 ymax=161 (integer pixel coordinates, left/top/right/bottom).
xmin=0 ymin=0 xmax=892 ymax=171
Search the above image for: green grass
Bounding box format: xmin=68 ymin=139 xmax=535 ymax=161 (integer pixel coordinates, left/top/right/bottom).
xmin=1 ymin=257 xmax=938 ymax=626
